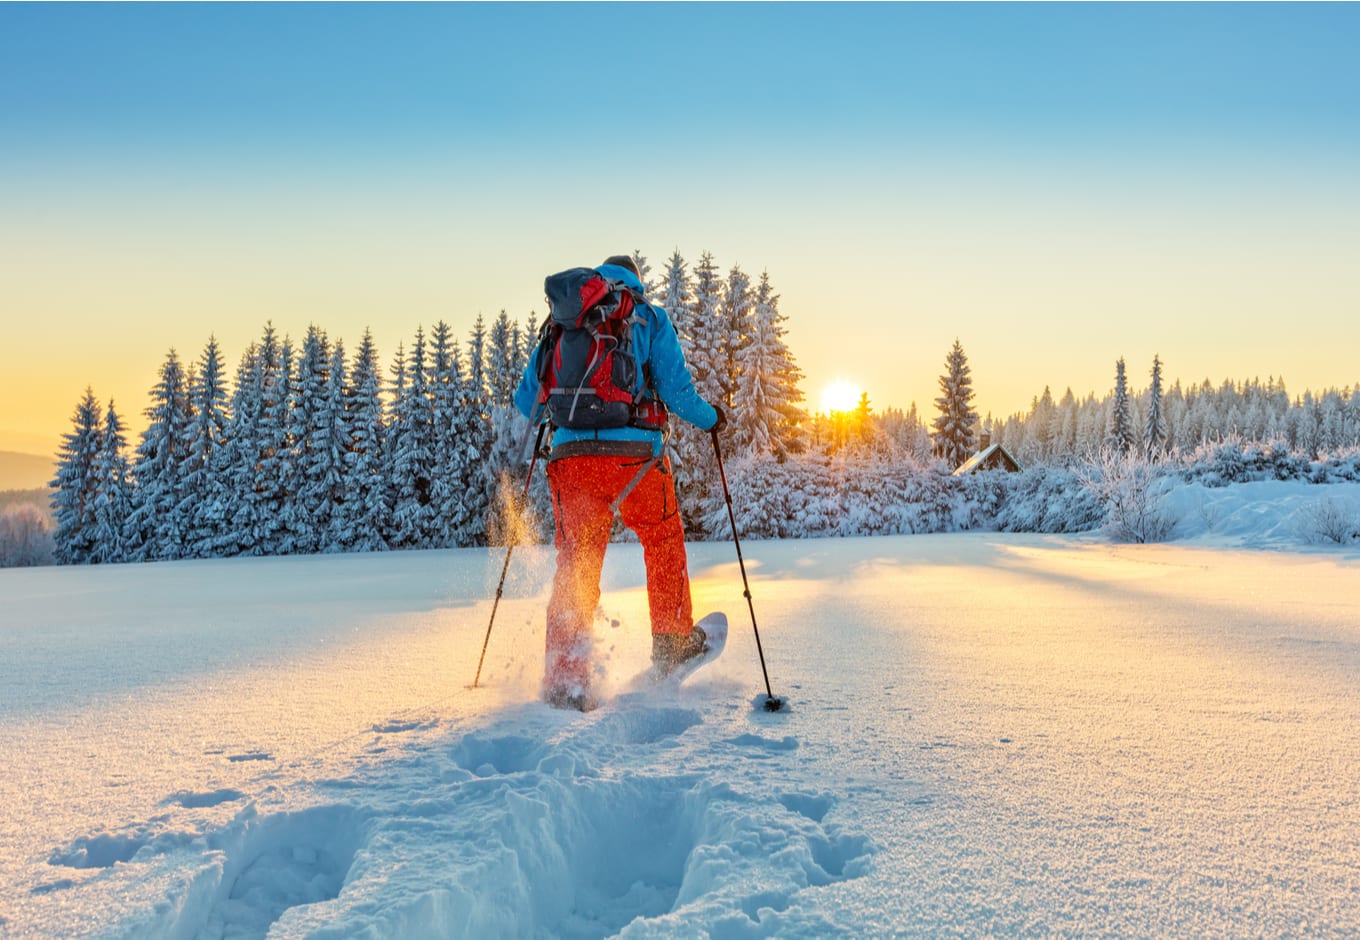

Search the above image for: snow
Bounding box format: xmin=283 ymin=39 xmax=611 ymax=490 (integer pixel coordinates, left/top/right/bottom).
xmin=1164 ymin=479 xmax=1360 ymax=549
xmin=2 ymin=482 xmax=1358 ymax=937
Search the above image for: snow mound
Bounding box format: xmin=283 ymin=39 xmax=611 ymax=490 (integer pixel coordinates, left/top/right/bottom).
xmin=1166 ymin=480 xmax=1360 ymax=549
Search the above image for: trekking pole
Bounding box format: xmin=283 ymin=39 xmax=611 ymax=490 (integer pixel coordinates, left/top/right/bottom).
xmin=472 ymin=422 xmax=547 ymax=689
xmin=711 ymin=430 xmax=784 ymax=712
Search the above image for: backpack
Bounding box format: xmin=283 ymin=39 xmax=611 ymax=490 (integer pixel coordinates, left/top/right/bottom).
xmin=534 ymin=267 xmax=667 ymax=431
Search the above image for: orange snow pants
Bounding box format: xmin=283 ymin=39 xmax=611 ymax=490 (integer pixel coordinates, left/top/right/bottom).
xmin=544 ymin=454 xmax=694 ymax=684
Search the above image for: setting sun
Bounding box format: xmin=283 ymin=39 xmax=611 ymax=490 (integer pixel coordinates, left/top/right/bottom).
xmin=820 ymin=379 xmax=863 ymax=415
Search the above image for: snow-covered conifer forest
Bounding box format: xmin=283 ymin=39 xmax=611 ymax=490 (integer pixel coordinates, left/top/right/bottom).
xmin=32 ymin=250 xmax=1360 ymax=567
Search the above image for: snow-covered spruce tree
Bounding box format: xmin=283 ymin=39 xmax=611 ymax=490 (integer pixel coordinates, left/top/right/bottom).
xmin=1050 ymin=388 xmax=1078 ymax=461
xmin=271 ymin=337 xmax=302 ymax=554
xmin=89 ymin=400 xmax=132 ymax=564
xmin=1319 ymin=391 xmax=1346 ymax=455
xmin=318 ymin=339 xmax=350 ymax=553
xmin=1180 ymin=388 xmax=1209 ymax=452
xmin=429 ymin=321 xmax=486 ymax=547
xmin=851 ymin=391 xmax=887 ymax=455
xmin=1292 ymin=393 xmax=1319 ymax=457
xmin=383 ymin=341 xmax=408 ymax=544
xmin=521 ymin=311 xmax=541 ymax=372
xmin=1104 ymin=357 xmax=1134 ymax=455
xmin=719 ymin=264 xmax=754 ymax=416
xmin=1074 ymin=394 xmax=1105 ymax=458
xmin=1240 ymin=394 xmax=1264 ymax=442
xmin=631 ymin=249 xmax=661 ymax=299
xmin=286 ymin=325 xmax=340 ymax=554
xmin=427 ymin=321 xmax=459 ymax=549
xmin=387 ymin=329 xmax=437 ymax=548
xmin=879 ymin=403 xmax=933 ymax=463
xmin=182 ymin=337 xmax=229 ymax=557
xmin=126 ymin=351 xmax=194 ymax=560
xmin=482 ymin=310 xmax=532 ymax=544
xmin=334 ymin=329 xmax=389 ymax=552
xmin=734 ymin=271 xmax=805 ymax=459
xmin=660 ymin=249 xmax=695 ymax=344
xmin=1145 ymin=353 xmax=1165 ymax=460
xmin=669 ymin=251 xmax=726 ymax=532
xmin=50 ymin=388 xmax=104 ymax=564
xmin=250 ymin=325 xmax=291 ymax=554
xmin=484 ymin=310 xmax=521 ymax=411
xmin=1023 ymin=387 xmax=1056 ymax=464
xmin=217 ymin=344 xmax=264 ymax=556
xmin=652 ymin=252 xmax=705 ymax=522
xmin=467 ymin=314 xmax=487 ymax=408
xmin=686 ymin=251 xmax=726 ymax=409
xmin=931 ymin=339 xmax=979 ymax=470
xmin=1163 ymin=381 xmax=1188 ymax=452
xmin=1345 ymin=387 xmax=1360 ymax=446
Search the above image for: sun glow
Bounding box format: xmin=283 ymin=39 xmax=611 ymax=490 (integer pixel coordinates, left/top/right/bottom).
xmin=820 ymin=380 xmax=863 ymax=415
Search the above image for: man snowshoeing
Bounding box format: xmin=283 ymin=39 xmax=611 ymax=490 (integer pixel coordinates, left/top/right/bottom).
xmin=514 ymin=254 xmax=726 ymax=711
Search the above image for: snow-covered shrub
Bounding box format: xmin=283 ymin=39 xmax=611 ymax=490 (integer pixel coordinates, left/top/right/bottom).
xmin=0 ymin=503 xmax=56 ymax=567
xmin=993 ymin=465 xmax=1105 ymax=534
xmin=698 ymin=454 xmax=822 ymax=540
xmin=820 ymin=459 xmax=977 ymax=537
xmin=695 ymin=453 xmax=979 ymax=541
xmin=959 ymin=472 xmax=1008 ymax=525
xmin=1183 ymin=437 xmax=1309 ymax=486
xmin=1293 ymin=495 xmax=1360 ymax=545
xmin=1079 ymin=451 xmax=1178 ymax=543
xmin=1188 ymin=439 xmax=1248 ymax=487
xmin=902 ymin=469 xmax=978 ymax=533
xmin=1312 ymin=449 xmax=1360 ymax=484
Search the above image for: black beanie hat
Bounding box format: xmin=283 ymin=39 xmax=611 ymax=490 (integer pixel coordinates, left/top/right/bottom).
xmin=602 ymin=254 xmax=641 ymax=278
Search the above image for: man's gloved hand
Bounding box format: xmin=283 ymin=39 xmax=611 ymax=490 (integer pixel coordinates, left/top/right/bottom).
xmin=710 ymin=406 xmax=728 ymax=434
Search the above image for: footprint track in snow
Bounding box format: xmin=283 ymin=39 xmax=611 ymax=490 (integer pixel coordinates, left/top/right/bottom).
xmin=192 ymin=805 xmax=366 ymax=939
xmin=583 ymin=704 xmax=702 ymax=746
xmin=449 ymin=732 xmax=551 ymax=776
xmin=779 ymin=791 xmax=834 ymax=823
xmin=49 ymin=831 xmax=150 ymax=870
xmin=64 ymin=702 xmax=873 ymax=937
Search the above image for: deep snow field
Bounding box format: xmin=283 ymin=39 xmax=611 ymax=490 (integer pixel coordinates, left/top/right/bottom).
xmin=1 ymin=480 xmax=1358 ymax=938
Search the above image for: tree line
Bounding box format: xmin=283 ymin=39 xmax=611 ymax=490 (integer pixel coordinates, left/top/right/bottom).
xmin=990 ymin=358 xmax=1360 ymax=465
xmin=805 ymin=344 xmax=1360 ymax=470
xmin=40 ymin=265 xmax=1360 ymax=566
xmin=47 ymin=250 xmax=804 ymax=564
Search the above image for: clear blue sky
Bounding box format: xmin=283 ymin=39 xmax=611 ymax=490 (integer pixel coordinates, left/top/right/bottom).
xmin=3 ymin=3 xmax=1358 ymax=451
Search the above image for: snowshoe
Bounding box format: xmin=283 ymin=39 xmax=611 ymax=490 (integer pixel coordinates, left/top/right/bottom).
xmin=650 ymin=612 xmax=727 ymax=684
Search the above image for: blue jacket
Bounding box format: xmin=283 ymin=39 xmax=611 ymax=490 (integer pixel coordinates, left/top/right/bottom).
xmin=514 ymin=263 xmax=718 ymax=457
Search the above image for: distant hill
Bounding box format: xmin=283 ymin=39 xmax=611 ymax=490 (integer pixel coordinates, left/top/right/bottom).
xmin=0 ymin=450 xmax=56 ymax=491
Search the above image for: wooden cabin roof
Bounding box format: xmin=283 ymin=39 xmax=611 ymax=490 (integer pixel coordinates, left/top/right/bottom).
xmin=952 ymin=443 xmax=1023 ymax=475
